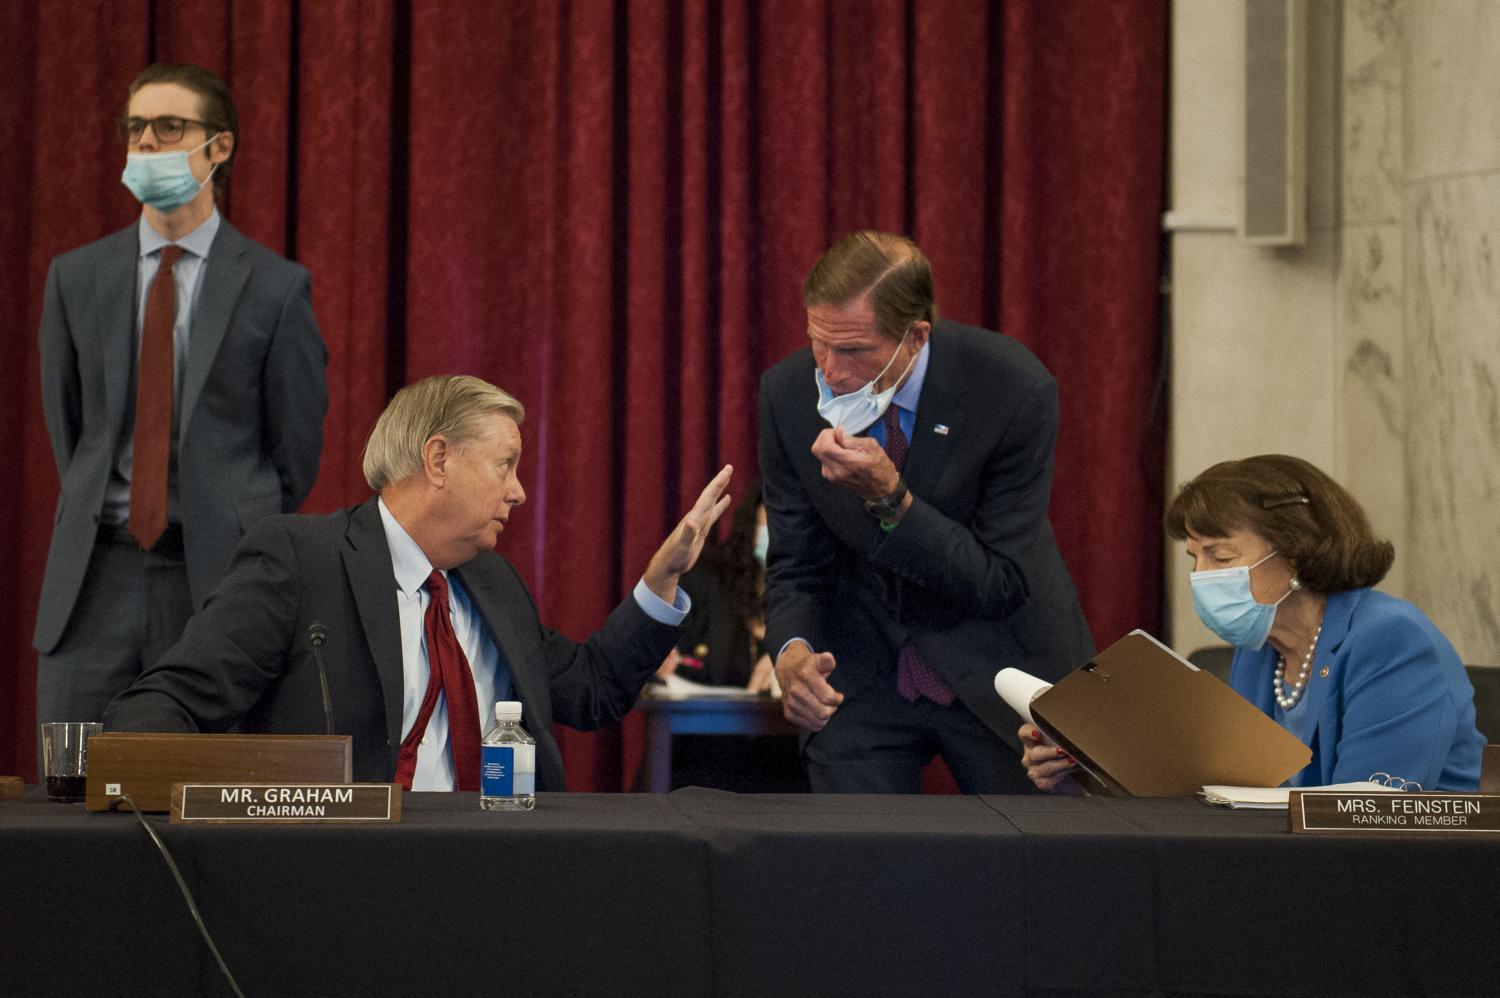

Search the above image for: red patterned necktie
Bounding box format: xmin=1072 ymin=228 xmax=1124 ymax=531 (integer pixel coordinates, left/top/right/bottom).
xmin=882 ymin=406 xmax=955 ymax=706
xmin=128 ymin=244 xmax=183 ymax=550
xmin=394 ymin=571 xmax=484 ymax=790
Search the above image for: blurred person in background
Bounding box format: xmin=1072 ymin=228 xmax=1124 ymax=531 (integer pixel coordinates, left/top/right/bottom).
xmin=653 ymin=479 xmax=805 ymax=791
xmin=658 ymin=478 xmax=774 ymax=693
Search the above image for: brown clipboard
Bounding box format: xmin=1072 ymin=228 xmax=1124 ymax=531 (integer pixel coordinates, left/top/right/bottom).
xmin=1031 ymin=630 xmax=1312 ymax=797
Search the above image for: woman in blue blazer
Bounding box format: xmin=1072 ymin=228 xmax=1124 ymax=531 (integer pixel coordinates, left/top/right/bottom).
xmin=1023 ymin=454 xmax=1485 ymax=792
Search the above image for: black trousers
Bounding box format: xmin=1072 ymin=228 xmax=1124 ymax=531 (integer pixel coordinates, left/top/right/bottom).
xmin=803 ymin=670 xmax=1033 ymax=794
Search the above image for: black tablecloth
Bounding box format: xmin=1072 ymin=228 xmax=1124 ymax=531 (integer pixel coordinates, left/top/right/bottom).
xmin=2 ymin=788 xmax=1496 ymax=997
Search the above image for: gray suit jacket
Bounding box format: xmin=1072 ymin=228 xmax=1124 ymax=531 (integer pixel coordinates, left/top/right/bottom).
xmin=104 ymin=500 xmax=678 ymax=789
xmin=35 ymin=218 xmax=328 ymax=653
xmin=758 ymin=320 xmax=1096 ymax=749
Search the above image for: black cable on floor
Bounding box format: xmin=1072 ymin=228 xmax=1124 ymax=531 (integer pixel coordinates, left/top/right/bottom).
xmin=116 ymin=794 xmax=246 ymax=998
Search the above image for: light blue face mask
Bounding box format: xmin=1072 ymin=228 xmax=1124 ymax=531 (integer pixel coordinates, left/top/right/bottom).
xmin=1189 ymin=549 xmax=1294 ymax=650
xmin=752 ymin=524 xmax=769 ymax=566
xmin=814 ymin=331 xmax=916 ymax=434
xmin=121 ymin=134 xmax=219 ymax=212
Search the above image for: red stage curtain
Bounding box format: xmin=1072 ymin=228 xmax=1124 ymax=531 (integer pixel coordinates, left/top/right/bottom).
xmin=0 ymin=0 xmax=1166 ymax=790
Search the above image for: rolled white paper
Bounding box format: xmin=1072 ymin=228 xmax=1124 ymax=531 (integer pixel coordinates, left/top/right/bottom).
xmin=994 ymin=667 xmax=1052 ymax=726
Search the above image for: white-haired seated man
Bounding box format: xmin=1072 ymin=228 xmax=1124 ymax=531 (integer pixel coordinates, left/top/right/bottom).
xmin=106 ymin=374 xmax=732 ymax=791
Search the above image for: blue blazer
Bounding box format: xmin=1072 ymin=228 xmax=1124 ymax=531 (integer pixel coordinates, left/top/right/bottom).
xmin=1230 ymin=588 xmax=1485 ymax=791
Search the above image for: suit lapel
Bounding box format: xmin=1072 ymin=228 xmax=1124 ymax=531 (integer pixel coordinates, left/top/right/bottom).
xmin=99 ymin=226 xmax=143 ymax=432
xmin=453 ymin=562 xmax=549 ymax=713
xmin=903 ymin=329 xmax=966 ymax=501
xmin=1307 ymin=589 xmax=1361 ymax=774
xmin=342 ymin=501 xmax=407 ymax=755
xmin=181 ymin=221 xmax=251 ymax=433
xmin=1317 ymin=588 xmax=1358 ymax=656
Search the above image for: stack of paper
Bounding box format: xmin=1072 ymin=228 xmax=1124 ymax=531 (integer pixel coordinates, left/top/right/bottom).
xmin=651 ymin=672 xmax=765 ymax=699
xmin=1198 ymin=782 xmax=1404 ymax=809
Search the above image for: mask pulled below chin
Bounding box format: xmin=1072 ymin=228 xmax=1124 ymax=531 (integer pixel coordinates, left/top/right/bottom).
xmin=813 ymin=332 xmax=916 ymax=435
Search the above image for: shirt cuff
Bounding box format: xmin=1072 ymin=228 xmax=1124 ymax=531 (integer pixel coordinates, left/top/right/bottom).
xmin=633 ymin=577 xmax=691 ymax=625
xmin=776 ymin=637 xmax=813 ymax=660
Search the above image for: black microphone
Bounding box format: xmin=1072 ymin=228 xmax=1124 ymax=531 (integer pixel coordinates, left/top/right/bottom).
xmin=308 ymin=621 xmax=334 ymax=736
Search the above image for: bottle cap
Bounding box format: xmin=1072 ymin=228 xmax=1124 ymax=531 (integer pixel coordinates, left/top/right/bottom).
xmin=494 ymin=700 xmax=523 ymax=722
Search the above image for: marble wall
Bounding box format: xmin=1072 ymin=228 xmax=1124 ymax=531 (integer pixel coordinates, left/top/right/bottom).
xmin=1399 ymin=2 xmax=1500 ymax=663
xmin=1168 ymin=0 xmax=1500 ymax=666
xmin=1166 ymin=0 xmax=1341 ymax=657
xmin=1339 ymin=0 xmax=1407 ymax=598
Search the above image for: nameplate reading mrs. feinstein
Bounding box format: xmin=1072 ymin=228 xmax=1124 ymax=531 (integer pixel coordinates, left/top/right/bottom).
xmin=1290 ymin=791 xmax=1500 ymax=835
xmin=170 ymin=784 xmax=401 ymax=824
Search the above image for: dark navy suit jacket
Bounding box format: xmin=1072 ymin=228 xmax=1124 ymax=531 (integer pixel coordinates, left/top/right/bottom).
xmin=758 ymin=320 xmax=1095 ymax=748
xmin=104 ymin=500 xmax=677 ymax=790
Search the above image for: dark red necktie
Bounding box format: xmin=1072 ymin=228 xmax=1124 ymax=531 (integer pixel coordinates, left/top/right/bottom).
xmin=394 ymin=571 xmax=484 ymax=790
xmin=882 ymin=406 xmax=954 ymax=706
xmin=129 ymin=244 xmax=183 ymax=550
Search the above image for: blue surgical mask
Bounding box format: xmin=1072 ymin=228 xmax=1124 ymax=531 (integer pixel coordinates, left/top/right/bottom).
xmin=121 ymin=134 xmax=219 ymax=211
xmin=814 ymin=332 xmax=917 ymax=434
xmin=1189 ymin=550 xmax=1293 ymax=650
xmin=753 ymin=524 xmax=769 ymax=566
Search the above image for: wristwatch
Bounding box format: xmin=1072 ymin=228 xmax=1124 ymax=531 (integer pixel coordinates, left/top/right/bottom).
xmin=863 ymin=477 xmax=909 ymax=524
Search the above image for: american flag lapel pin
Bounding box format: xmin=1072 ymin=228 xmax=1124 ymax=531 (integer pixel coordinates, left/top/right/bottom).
xmin=933 ymin=424 xmax=950 ymax=436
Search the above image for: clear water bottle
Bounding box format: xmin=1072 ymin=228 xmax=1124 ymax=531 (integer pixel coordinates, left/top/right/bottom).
xmin=480 ymin=701 xmax=536 ymax=811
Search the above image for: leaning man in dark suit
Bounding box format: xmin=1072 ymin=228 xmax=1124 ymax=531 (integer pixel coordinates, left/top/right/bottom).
xmin=35 ymin=63 xmax=328 ymax=727
xmin=106 ymin=375 xmax=733 ymax=790
xmin=759 ymin=231 xmax=1095 ymax=793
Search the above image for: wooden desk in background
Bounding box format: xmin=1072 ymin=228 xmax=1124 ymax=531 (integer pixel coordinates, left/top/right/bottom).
xmin=633 ymin=690 xmax=798 ymax=792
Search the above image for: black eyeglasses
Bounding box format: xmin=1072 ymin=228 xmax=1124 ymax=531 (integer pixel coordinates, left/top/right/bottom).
xmin=116 ymin=115 xmax=213 ymax=145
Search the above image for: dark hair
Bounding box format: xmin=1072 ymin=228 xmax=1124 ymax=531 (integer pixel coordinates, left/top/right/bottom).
xmin=803 ymin=231 xmax=938 ymax=342
xmin=128 ymin=63 xmax=237 ymax=197
xmin=703 ymin=478 xmax=765 ymax=627
xmin=1164 ymin=454 xmax=1394 ymax=593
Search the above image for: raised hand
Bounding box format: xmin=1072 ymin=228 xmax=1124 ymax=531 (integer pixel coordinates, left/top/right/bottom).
xmin=643 ymin=465 xmax=733 ymax=603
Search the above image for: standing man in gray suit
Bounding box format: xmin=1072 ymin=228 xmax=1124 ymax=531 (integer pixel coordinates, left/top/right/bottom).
xmin=34 ymin=63 xmax=328 ymax=726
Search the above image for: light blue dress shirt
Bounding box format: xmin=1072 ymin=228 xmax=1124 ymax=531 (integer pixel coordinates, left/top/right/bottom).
xmin=867 ymin=341 xmax=930 ymax=449
xmin=377 ymin=498 xmax=689 ymax=790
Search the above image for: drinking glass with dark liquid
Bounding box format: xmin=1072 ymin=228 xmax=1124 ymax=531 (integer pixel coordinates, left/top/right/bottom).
xmin=46 ymin=775 xmax=88 ymax=803
xmin=41 ymin=722 xmax=103 ymax=803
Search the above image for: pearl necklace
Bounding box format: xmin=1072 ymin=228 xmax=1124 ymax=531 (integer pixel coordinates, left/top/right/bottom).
xmin=1273 ymin=621 xmax=1323 ymax=710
